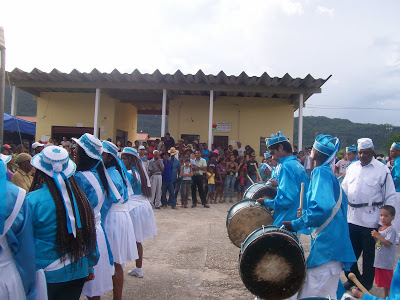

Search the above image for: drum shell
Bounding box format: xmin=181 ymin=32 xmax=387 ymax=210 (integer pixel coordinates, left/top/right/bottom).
xmin=243 ymin=183 xmax=277 ymax=201
xmin=239 ymin=225 xmax=306 ymax=300
xmin=226 ymin=200 xmax=273 ymax=247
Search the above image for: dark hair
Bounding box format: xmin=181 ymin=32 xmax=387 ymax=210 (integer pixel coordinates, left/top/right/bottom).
xmin=185 ymin=158 xmax=190 ymax=162
xmin=30 ymin=170 xmax=97 ymax=265
xmin=268 ymin=141 xmax=293 ymax=154
xmin=75 ymin=146 xmax=109 ymax=196
xmin=232 ymin=149 xmax=239 ymax=157
xmin=103 ymin=153 xmax=126 ymax=187
xmin=382 ymin=205 xmax=396 ymax=217
xmin=312 ymin=148 xmax=329 ymax=166
xmin=122 ymin=154 xmax=152 ymax=198
xmin=218 ymin=157 xmax=225 ymax=164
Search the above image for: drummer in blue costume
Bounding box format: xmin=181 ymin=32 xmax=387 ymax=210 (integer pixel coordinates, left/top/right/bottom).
xmin=389 ymin=142 xmax=400 ymax=242
xmin=259 ymin=151 xmax=273 ymax=182
xmin=256 ymin=131 xmax=310 ymax=227
xmin=73 ymin=133 xmax=115 ymax=299
xmin=346 ymin=144 xmax=358 ymax=167
xmin=27 ymin=146 xmax=98 ymax=300
xmin=120 ymin=147 xmax=157 ymax=278
xmin=0 ymin=155 xmax=36 ymax=300
xmin=283 ymin=135 xmax=356 ymax=299
xmin=101 ymin=141 xmax=138 ymax=300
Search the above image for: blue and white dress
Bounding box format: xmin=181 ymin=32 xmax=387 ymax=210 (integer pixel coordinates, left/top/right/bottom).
xmin=127 ymin=168 xmax=157 ymax=243
xmin=101 ymin=166 xmax=138 ymax=265
xmin=75 ymin=169 xmax=115 ymax=297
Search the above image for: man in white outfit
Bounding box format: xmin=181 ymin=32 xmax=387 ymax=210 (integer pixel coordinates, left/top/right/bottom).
xmin=148 ymin=150 xmax=164 ymax=209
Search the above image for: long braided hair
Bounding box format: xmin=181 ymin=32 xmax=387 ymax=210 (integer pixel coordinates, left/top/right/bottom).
xmin=122 ymin=154 xmax=152 ymax=198
xmin=30 ymin=170 xmax=97 ymax=264
xmin=75 ymin=145 xmax=109 ymax=196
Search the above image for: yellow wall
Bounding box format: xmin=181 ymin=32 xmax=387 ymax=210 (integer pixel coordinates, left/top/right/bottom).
xmin=168 ymin=95 xmax=295 ymax=158
xmin=35 ymin=92 xmax=137 ymax=142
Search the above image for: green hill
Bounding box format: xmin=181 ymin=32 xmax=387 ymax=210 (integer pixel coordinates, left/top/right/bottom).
xmin=293 ymin=116 xmax=399 ymax=154
xmin=4 ymin=86 xmax=37 ymax=116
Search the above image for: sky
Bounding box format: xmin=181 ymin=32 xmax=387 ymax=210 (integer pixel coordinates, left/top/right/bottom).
xmin=1 ymin=0 xmax=400 ymax=125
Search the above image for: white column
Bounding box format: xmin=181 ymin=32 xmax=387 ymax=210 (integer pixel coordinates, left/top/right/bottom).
xmin=10 ymin=86 xmax=17 ymax=116
xmin=93 ymin=88 xmax=101 ymax=137
xmin=298 ymin=93 xmax=304 ymax=151
xmin=161 ymin=89 xmax=167 ymax=137
xmin=208 ymin=90 xmax=214 ymax=150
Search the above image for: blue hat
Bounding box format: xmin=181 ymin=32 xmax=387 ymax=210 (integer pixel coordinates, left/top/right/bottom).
xmin=346 ymin=144 xmax=357 ymax=153
xmin=102 ymin=141 xmax=119 ymax=160
xmin=0 ymin=153 xmax=11 ymax=164
xmin=264 ymin=151 xmax=271 ymax=159
xmin=391 ymin=142 xmax=400 ymax=150
xmin=266 ymin=131 xmax=289 ymax=148
xmin=72 ymin=133 xmax=102 ymax=160
xmin=313 ymin=134 xmax=340 ymax=165
xmin=122 ymin=147 xmax=140 ymax=158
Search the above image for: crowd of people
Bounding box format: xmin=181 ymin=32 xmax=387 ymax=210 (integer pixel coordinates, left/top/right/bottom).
xmin=1 ymin=130 xmax=400 ymax=300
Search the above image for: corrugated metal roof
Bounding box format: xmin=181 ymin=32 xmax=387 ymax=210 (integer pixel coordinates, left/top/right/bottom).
xmin=6 ymin=68 xmax=330 ymax=113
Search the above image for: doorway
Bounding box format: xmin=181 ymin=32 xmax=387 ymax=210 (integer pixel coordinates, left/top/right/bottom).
xmin=213 ymin=135 xmax=229 ymax=151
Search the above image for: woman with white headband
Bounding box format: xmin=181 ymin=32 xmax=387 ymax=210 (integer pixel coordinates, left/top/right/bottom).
xmin=100 ymin=141 xmax=138 ymax=300
xmin=121 ymin=147 xmax=157 ymax=278
xmin=27 ymin=146 xmax=98 ymax=300
xmin=0 ymin=155 xmax=36 ymax=300
xmin=72 ymin=134 xmax=115 ymax=299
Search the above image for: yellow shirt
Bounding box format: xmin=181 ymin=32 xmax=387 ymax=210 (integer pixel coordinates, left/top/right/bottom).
xmin=206 ymin=172 xmax=215 ymax=185
xmin=11 ymin=168 xmax=33 ymax=193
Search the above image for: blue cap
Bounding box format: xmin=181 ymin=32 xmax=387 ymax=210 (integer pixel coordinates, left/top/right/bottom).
xmin=102 ymin=141 xmax=119 ymax=160
xmin=346 ymin=144 xmax=357 ymax=153
xmin=391 ymin=142 xmax=400 ymax=150
xmin=313 ymin=134 xmax=340 ymax=165
xmin=264 ymin=151 xmax=271 ymax=159
xmin=122 ymin=147 xmax=140 ymax=158
xmin=266 ymin=131 xmax=289 ymax=148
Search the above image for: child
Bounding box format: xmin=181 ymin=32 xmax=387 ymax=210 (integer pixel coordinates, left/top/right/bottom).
xmin=180 ymin=158 xmax=193 ymax=208
xmin=190 ymin=152 xmax=196 ymax=166
xmin=206 ymin=166 xmax=216 ymax=203
xmin=372 ymin=205 xmax=398 ymax=298
xmin=236 ymin=169 xmax=246 ymax=202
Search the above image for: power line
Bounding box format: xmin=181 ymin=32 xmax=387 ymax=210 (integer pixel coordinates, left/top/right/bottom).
xmin=306 ymin=105 xmax=400 ymax=111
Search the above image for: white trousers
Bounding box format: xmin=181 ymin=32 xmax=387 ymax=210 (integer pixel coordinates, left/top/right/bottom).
xmin=150 ymin=174 xmax=162 ymax=208
xmin=298 ymin=260 xmax=342 ymax=300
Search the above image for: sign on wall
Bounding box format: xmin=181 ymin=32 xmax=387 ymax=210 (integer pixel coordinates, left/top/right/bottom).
xmin=212 ymin=122 xmax=231 ymax=133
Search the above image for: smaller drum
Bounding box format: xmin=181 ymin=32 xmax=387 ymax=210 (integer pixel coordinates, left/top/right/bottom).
xmin=243 ymin=183 xmax=277 ymax=201
xmin=226 ymin=200 xmax=273 ymax=247
xmin=239 ymin=225 xmax=306 ymax=300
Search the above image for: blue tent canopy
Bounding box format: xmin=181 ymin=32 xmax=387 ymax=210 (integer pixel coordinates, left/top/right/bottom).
xmin=3 ymin=113 xmax=36 ymax=135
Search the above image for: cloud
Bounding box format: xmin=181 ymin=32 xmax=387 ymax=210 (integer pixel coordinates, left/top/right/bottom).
xmin=316 ymin=5 xmax=335 ymax=19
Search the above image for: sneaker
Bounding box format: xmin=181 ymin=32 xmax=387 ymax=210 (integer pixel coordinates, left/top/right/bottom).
xmin=203 ymin=204 xmax=210 ymax=208
xmin=128 ymin=268 xmax=143 ymax=278
xmin=191 ymin=204 xmax=197 ymax=208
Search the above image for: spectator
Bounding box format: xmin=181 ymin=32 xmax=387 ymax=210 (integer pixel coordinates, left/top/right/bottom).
xmin=191 ymin=150 xmax=210 ymax=208
xmin=11 ymin=153 xmax=33 ymax=193
xmin=116 ymin=140 xmax=123 ymax=155
xmin=302 ymin=147 xmax=312 ymax=178
xmin=164 ymin=133 xmax=175 ymax=151
xmin=224 ymin=155 xmax=238 ymax=203
xmin=148 ymin=150 xmax=164 ymax=209
xmin=126 ymin=140 xmax=133 ymax=147
xmin=177 ymin=139 xmax=184 ymax=151
xmin=134 ymin=140 xmax=140 ymax=150
xmin=168 ymin=147 xmax=181 ymax=199
xmin=236 ymin=141 xmax=246 ymax=157
xmin=161 ymin=151 xmax=177 ymax=209
xmin=180 ymin=158 xmax=193 ymax=208
xmin=61 ymin=136 xmax=71 ymax=150
xmin=216 ymin=157 xmax=226 ymax=203
xmin=207 ymin=152 xmax=218 ymax=171
xmin=31 ymin=142 xmax=45 ymax=155
xmin=335 ymin=152 xmax=350 ymax=179
xmin=237 ymin=169 xmax=246 ymax=202
xmin=246 ymin=153 xmax=260 ymax=188
xmin=183 ymin=139 xmax=191 ymax=151
xmin=192 ymin=140 xmax=200 ymax=151
xmin=206 ymin=166 xmax=216 ymax=203
xmin=138 ymin=145 xmax=149 ymax=172
xmin=148 ymin=141 xmax=156 ymax=159
xmin=157 ymin=137 xmax=165 ymax=151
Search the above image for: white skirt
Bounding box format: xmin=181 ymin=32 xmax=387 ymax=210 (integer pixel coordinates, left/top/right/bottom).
xmin=0 ymin=244 xmax=26 ymax=300
xmin=104 ymin=207 xmax=139 ymax=265
xmin=82 ymin=224 xmax=115 ymax=297
xmin=129 ymin=199 xmax=158 ymax=243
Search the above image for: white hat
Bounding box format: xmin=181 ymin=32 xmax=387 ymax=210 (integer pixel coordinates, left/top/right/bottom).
xmin=357 ymin=138 xmax=374 ymax=150
xmin=102 ymin=141 xmax=119 ymax=160
xmin=32 ymin=142 xmax=45 ymax=150
xmin=122 ymin=147 xmax=140 ymax=158
xmin=72 ymin=133 xmax=102 ymax=160
xmin=138 ymin=145 xmax=146 ymax=150
xmin=0 ymin=153 xmax=11 ymax=164
xmin=31 ymin=146 xmax=76 ymax=178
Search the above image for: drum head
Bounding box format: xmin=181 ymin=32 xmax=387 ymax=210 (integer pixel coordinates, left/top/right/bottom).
xmin=239 ymin=230 xmax=306 ymax=299
xmin=244 ymin=183 xmax=277 ymax=201
xmin=228 ymin=205 xmax=273 ymax=247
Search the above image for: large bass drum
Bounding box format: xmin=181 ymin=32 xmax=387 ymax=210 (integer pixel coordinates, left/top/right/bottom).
xmin=226 ymin=200 xmax=273 ymax=247
xmin=239 ymin=225 xmax=306 ymax=300
xmin=243 ymin=183 xmax=277 ymax=201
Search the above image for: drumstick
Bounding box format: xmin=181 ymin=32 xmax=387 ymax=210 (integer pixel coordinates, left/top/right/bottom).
xmin=298 ymin=182 xmax=305 ymax=217
xmin=348 ymin=273 xmax=371 ymax=295
xmin=246 ymin=174 xmax=255 ymax=185
xmin=256 ymin=166 xmax=262 ymax=182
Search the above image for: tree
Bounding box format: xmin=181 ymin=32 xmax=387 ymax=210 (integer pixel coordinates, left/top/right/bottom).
xmin=383 ymin=132 xmax=400 ymax=153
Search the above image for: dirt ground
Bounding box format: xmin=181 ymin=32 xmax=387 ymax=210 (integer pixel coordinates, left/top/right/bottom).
xmin=97 ymin=201 xmax=399 ymax=300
